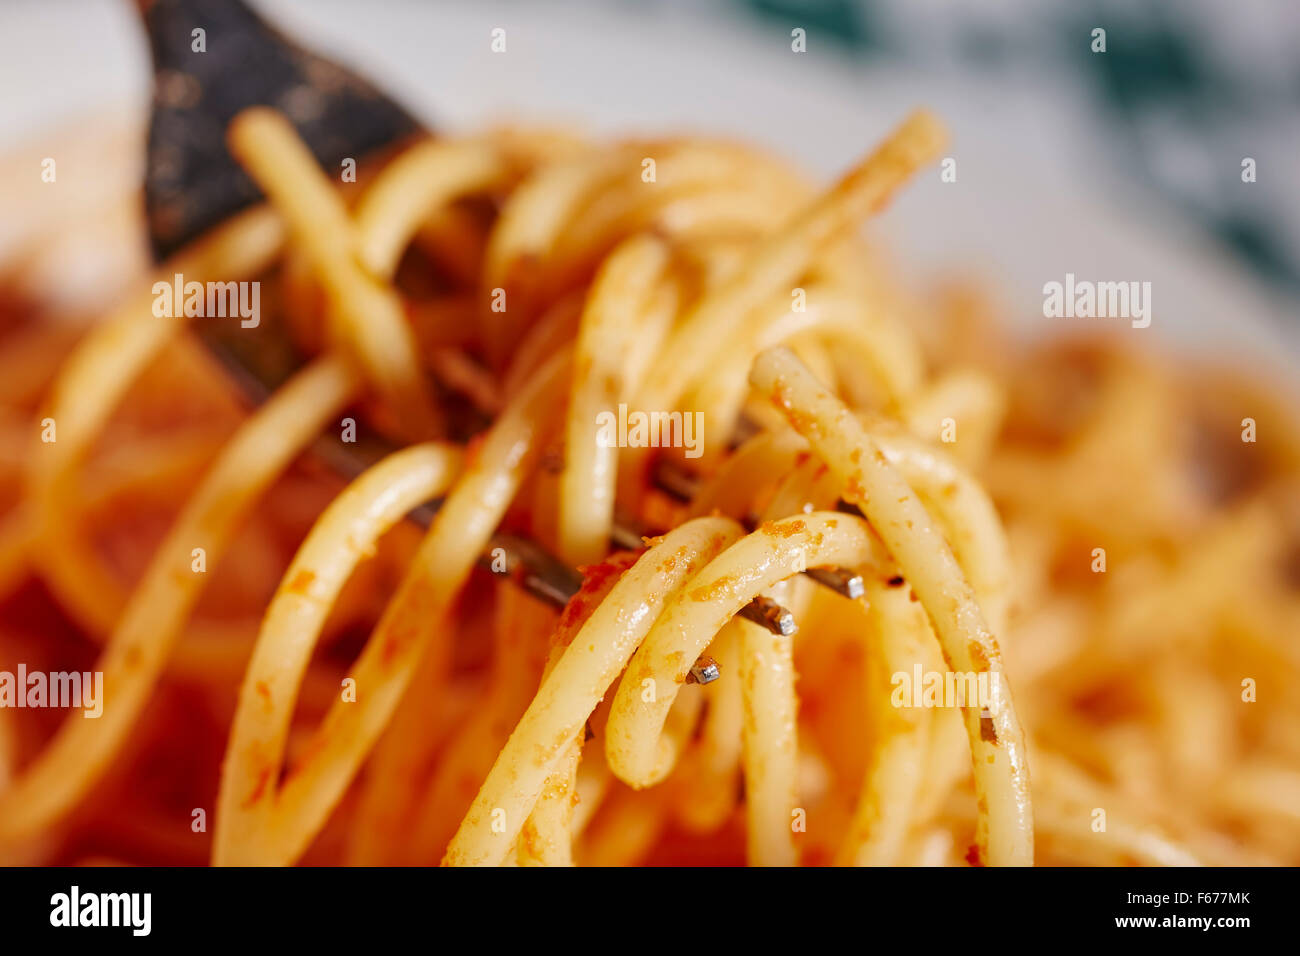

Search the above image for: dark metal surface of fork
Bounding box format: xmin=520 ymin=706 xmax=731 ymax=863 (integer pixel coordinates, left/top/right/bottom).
xmin=140 ymin=0 xmax=420 ymax=260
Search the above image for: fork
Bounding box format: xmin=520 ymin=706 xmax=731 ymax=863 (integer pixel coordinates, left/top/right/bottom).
xmin=135 ymin=0 xmax=863 ymax=642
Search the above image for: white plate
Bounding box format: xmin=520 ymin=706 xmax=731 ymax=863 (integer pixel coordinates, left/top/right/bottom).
xmin=2 ymin=0 xmax=1297 ymax=367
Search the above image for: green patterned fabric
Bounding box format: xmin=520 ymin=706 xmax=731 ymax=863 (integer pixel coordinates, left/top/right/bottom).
xmin=729 ymin=0 xmax=1300 ymax=297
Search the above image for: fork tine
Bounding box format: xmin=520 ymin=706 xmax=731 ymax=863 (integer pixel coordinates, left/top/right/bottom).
xmin=648 ymin=455 xmax=868 ymax=605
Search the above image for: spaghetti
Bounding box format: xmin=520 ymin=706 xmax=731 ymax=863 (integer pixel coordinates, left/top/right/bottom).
xmin=0 ymin=105 xmax=1297 ymax=867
